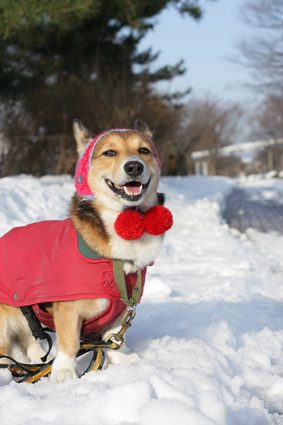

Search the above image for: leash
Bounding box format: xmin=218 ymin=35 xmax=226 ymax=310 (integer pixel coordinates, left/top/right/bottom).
xmin=0 ymin=260 xmax=139 ymax=383
xmin=0 ymin=306 xmax=136 ymax=383
xmin=112 ymin=260 xmax=142 ymax=308
xmin=0 ymin=340 xmax=120 ymax=383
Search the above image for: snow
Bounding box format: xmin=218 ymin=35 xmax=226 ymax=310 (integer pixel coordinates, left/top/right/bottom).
xmin=0 ymin=174 xmax=283 ymax=424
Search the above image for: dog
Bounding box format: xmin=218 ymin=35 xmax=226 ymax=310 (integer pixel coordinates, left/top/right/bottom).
xmin=0 ymin=119 xmax=172 ymax=382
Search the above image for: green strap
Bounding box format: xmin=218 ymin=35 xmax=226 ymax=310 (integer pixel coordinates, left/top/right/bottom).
xmin=77 ymin=232 xmax=141 ymax=307
xmin=77 ymin=232 xmax=104 ymax=259
xmin=112 ymin=260 xmax=142 ymax=308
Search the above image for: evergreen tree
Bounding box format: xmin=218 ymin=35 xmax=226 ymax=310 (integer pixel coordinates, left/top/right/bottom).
xmin=0 ymin=0 xmax=215 ymax=175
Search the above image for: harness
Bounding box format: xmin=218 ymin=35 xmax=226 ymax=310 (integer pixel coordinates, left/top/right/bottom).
xmin=0 ymin=220 xmax=145 ymax=383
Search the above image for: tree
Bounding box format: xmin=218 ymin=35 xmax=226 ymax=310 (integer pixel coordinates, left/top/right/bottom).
xmin=252 ymin=93 xmax=283 ymax=140
xmin=175 ymin=96 xmax=242 ymax=175
xmin=236 ymin=0 xmax=283 ymax=91
xmin=249 ymin=93 xmax=283 ymax=173
xmin=0 ymin=0 xmax=216 ymax=175
xmin=2 ymin=73 xmax=182 ymax=176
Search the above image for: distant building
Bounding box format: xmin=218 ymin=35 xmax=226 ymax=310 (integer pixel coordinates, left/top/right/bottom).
xmin=191 ymin=138 xmax=283 ymax=176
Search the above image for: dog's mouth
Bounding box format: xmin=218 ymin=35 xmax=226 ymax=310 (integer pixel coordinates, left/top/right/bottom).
xmin=105 ymin=178 xmax=151 ymax=200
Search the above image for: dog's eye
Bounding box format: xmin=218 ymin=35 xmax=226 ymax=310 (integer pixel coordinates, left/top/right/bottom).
xmin=138 ymin=148 xmax=151 ymax=155
xmin=103 ymin=150 xmax=117 ymax=157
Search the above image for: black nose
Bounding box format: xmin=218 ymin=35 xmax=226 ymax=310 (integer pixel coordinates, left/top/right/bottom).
xmin=124 ymin=161 xmax=144 ymax=177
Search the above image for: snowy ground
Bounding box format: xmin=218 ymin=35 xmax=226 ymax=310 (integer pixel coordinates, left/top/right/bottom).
xmin=1 ymin=174 xmax=283 ymax=425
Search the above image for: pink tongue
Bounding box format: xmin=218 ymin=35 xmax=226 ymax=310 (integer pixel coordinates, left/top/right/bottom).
xmin=124 ymin=183 xmax=141 ymax=195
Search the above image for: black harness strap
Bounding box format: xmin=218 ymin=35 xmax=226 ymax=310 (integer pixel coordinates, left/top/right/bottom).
xmin=20 ymin=306 xmax=53 ymax=362
xmin=20 ymin=306 xmax=47 ymax=340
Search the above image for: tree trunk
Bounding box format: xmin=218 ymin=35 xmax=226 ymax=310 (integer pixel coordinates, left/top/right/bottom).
xmin=55 ymin=110 xmax=68 ymax=175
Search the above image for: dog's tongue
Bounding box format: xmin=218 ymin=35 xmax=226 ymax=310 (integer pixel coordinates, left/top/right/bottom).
xmin=124 ymin=181 xmax=142 ymax=195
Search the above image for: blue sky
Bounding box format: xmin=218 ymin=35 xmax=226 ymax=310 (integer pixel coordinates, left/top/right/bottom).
xmin=137 ymin=0 xmax=257 ymax=107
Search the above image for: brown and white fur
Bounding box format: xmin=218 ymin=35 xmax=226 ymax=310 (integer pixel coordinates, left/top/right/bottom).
xmin=0 ymin=120 xmax=164 ymax=382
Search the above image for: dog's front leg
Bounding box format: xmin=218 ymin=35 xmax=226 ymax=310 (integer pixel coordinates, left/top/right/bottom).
xmin=103 ymin=313 xmax=139 ymax=365
xmin=50 ymin=301 xmax=81 ymax=383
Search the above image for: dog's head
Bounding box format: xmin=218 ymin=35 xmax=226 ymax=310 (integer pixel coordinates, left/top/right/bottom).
xmin=73 ymin=120 xmax=161 ymax=209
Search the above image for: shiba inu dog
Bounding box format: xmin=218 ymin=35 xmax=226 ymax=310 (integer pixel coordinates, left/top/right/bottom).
xmin=0 ymin=120 xmax=172 ymax=382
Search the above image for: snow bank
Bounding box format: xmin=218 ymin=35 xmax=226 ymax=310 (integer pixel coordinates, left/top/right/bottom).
xmin=0 ymin=174 xmax=283 ymax=425
xmin=0 ymin=174 xmax=74 ymax=236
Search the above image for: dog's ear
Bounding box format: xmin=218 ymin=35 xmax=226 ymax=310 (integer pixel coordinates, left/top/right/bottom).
xmin=73 ymin=120 xmax=94 ymax=156
xmin=134 ymin=119 xmax=153 ymax=139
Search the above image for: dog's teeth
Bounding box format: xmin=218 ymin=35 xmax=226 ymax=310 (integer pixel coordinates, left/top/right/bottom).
xmin=124 ymin=185 xmax=142 ymax=196
xmin=114 ymin=183 xmax=123 ymax=190
xmin=108 ymin=179 xmax=143 ymax=196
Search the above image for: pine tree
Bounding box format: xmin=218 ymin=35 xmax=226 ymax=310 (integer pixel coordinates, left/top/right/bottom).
xmin=0 ymin=0 xmax=215 ymax=175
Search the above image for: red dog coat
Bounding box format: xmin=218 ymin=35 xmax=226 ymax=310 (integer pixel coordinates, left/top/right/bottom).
xmin=0 ymin=219 xmax=146 ymax=341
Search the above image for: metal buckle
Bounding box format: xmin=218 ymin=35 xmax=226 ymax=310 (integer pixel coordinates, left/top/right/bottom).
xmin=104 ymin=333 xmax=125 ymax=347
xmin=104 ymin=306 xmax=136 ymax=347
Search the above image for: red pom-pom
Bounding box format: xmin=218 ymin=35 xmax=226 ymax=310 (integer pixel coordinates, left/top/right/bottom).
xmin=114 ymin=210 xmax=146 ymax=240
xmin=144 ymin=205 xmax=173 ymax=236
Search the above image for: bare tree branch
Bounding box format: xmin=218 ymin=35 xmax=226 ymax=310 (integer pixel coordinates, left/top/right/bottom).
xmin=237 ymin=0 xmax=283 ymax=90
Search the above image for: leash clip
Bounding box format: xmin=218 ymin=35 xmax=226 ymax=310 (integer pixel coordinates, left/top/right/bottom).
xmin=104 ymin=306 xmax=136 ymax=346
xmin=120 ymin=306 xmax=136 ymax=335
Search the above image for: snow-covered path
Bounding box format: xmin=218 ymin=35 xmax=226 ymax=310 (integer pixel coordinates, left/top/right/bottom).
xmin=223 ymin=179 xmax=283 ymax=234
xmin=0 ymin=174 xmax=283 ymax=425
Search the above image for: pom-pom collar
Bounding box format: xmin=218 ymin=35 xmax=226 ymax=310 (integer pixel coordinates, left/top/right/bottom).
xmin=114 ymin=205 xmax=173 ymax=240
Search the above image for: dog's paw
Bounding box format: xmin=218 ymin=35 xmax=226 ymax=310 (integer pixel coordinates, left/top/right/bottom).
xmin=50 ymin=351 xmax=78 ymax=382
xmin=27 ymin=343 xmax=46 ymax=362
xmin=50 ymin=368 xmax=78 ymax=383
xmin=107 ymin=351 xmax=139 ymax=365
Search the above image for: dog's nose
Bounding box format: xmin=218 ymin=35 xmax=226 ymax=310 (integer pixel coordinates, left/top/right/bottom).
xmin=124 ymin=161 xmax=144 ymax=177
